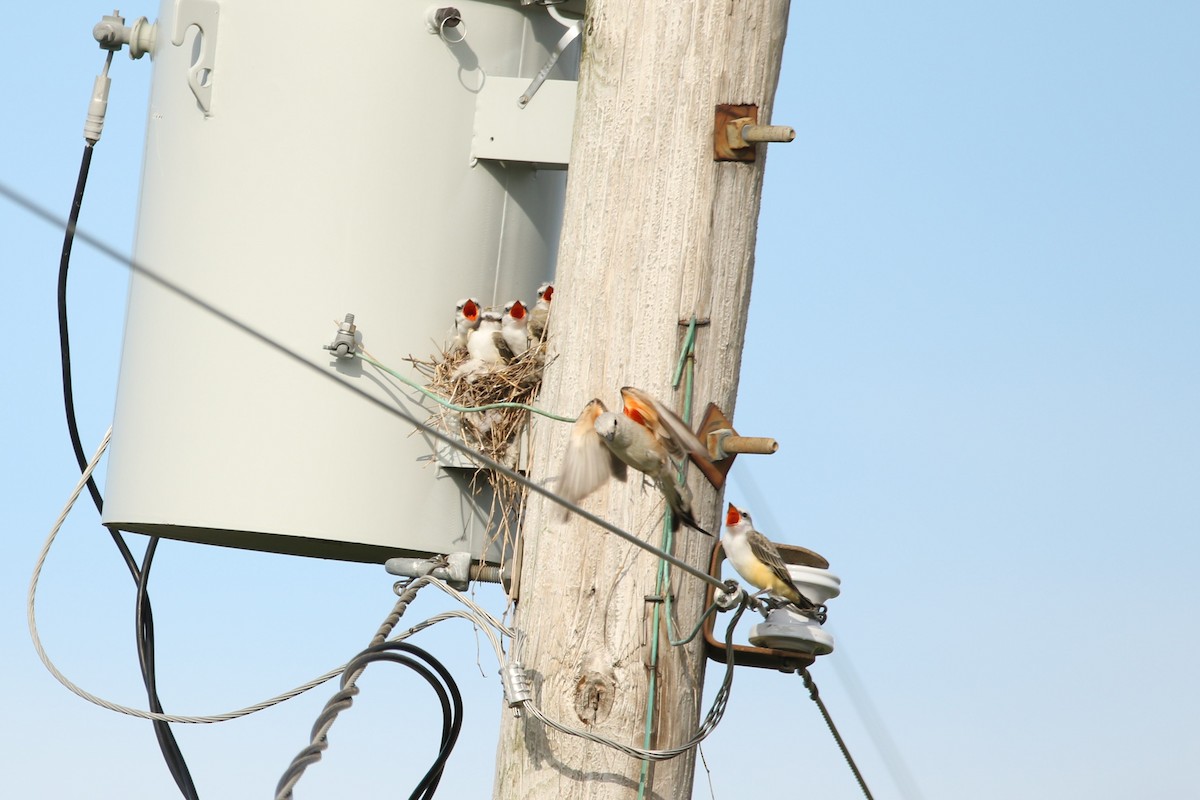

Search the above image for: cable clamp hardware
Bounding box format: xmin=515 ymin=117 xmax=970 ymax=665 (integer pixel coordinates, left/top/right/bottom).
xmin=713 ymin=580 xmax=744 ymax=611
xmin=501 ymin=662 xmax=532 ymax=708
xmin=324 ymin=313 xmax=358 ymax=359
xmin=93 ymin=11 xmax=156 ymax=59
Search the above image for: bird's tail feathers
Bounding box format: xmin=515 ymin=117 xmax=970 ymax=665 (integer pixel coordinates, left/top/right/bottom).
xmin=778 ymin=583 xmax=818 ymax=612
xmin=660 ymin=478 xmax=712 ymax=536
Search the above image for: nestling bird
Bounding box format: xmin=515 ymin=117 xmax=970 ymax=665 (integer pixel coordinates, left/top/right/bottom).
xmin=557 ymin=386 xmax=711 ymax=535
xmin=469 ymin=310 xmax=512 ymax=362
xmin=452 ymin=310 xmax=513 ymax=379
xmin=722 ymin=503 xmax=817 ymax=612
xmin=528 ymin=283 xmax=553 ymax=341
xmin=501 ymin=300 xmax=530 ymax=357
xmin=450 ymin=297 xmax=480 ymax=351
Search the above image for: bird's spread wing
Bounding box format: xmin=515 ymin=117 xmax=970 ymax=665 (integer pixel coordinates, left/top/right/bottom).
xmin=556 ymin=399 xmax=621 ymax=518
xmin=620 ymin=386 xmax=707 ymax=461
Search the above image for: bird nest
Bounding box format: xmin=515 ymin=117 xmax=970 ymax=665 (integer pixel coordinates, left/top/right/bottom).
xmin=407 ymin=343 xmax=548 ymax=463
xmin=405 ymin=341 xmax=552 ymax=569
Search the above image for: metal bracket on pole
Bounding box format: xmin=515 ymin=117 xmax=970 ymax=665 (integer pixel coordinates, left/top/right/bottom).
xmin=713 ymin=103 xmax=795 ymax=162
xmin=384 ymin=552 xmax=509 ymax=591
xmin=691 ymin=402 xmax=778 ymax=489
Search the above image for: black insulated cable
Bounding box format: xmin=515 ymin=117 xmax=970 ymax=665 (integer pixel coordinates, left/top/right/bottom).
xmin=57 ymin=141 xmax=199 ymax=800
xmin=352 ymin=642 xmax=464 ymax=799
xmin=56 ymin=143 xmax=111 ymax=528
xmin=276 ymin=641 xmax=463 ymax=800
xmin=136 ymin=536 xmax=199 ymax=799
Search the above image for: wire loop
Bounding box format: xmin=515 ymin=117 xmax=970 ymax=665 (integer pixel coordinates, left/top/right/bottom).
xmin=439 ymin=15 xmax=465 ymax=44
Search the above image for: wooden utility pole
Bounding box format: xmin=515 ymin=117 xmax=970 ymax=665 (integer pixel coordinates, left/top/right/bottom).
xmin=494 ymin=1 xmax=793 ymax=797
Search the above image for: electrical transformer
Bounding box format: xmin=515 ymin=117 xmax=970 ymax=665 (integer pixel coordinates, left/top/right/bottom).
xmin=103 ymin=0 xmax=580 ymax=563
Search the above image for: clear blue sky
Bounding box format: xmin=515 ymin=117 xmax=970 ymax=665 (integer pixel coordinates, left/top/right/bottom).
xmin=4 ymin=2 xmax=1198 ymax=798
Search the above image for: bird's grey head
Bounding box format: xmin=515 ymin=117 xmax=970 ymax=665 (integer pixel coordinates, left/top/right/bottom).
xmin=594 ymin=412 xmax=621 ymax=442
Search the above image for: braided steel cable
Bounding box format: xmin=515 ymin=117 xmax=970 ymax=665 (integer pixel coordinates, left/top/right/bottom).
xmin=514 ymin=597 xmax=747 ymax=761
xmin=275 ymin=641 xmax=464 ymax=800
xmin=800 ymin=668 xmax=876 ymax=800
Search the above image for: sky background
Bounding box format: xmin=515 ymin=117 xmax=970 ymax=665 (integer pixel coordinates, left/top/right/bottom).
xmin=4 ymin=1 xmax=1198 ymax=798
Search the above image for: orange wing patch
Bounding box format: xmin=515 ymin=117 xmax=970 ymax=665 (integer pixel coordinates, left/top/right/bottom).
xmin=620 ymin=389 xmax=660 ymax=432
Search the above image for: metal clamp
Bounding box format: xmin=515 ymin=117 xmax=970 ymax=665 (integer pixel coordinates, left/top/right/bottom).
xmin=500 ymin=661 xmax=532 ymax=710
xmin=713 ymin=581 xmax=745 ymax=611
xmin=519 ymin=3 xmax=582 ymax=107
xmin=384 ymin=551 xmax=508 ymax=591
xmin=324 ymin=313 xmax=358 ymax=359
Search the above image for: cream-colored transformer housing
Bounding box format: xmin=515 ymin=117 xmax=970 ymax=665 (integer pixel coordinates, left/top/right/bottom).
xmin=103 ymin=0 xmax=578 ymax=562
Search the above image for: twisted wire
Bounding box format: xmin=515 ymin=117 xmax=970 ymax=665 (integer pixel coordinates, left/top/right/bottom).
xmin=275 ymin=642 xmax=465 ymax=800
xmin=273 ymin=575 xmax=465 ymax=800
xmin=273 ymin=582 xmax=428 ymax=798
xmin=801 ymin=668 xmax=876 ymax=800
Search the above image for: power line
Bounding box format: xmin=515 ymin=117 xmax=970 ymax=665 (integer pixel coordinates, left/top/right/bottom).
xmin=800 ymin=668 xmax=875 ymax=800
xmin=12 ymin=176 xmax=881 ymax=794
xmin=3 ymin=179 xmax=729 ymax=595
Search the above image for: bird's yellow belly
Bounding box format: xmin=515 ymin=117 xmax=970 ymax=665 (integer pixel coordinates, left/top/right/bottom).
xmin=725 ymin=537 xmax=780 ymax=593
